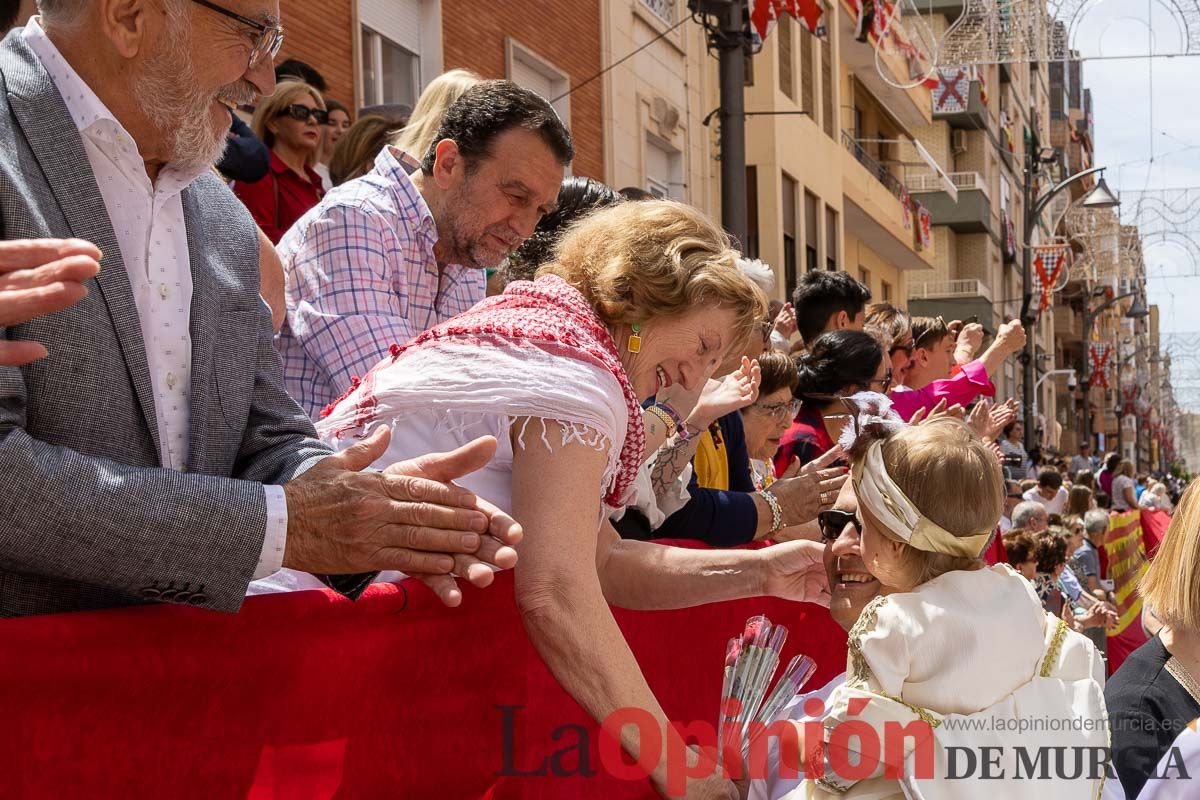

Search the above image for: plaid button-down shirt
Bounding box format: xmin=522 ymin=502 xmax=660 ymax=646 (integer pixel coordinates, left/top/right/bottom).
xmin=275 ymin=147 xmax=486 ymax=418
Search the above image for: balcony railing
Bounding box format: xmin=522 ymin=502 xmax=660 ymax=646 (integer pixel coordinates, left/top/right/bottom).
xmin=841 ymin=131 xmax=907 ymax=202
xmin=907 ymin=171 xmax=990 ymax=200
xmin=908 ymin=279 xmax=994 ymax=303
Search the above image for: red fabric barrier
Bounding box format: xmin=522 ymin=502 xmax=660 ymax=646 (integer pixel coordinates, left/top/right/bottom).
xmin=0 ymin=570 xmax=846 ymax=798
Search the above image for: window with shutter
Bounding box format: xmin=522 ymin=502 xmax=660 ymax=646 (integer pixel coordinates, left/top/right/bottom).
xmin=783 ymin=173 xmax=799 ymax=297
xmin=778 ymin=16 xmax=794 ymax=100
xmin=821 ymin=36 xmax=834 ymax=138
xmin=800 ymin=26 xmax=815 ymax=113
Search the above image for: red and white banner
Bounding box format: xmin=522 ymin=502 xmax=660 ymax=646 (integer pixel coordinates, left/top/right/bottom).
xmin=750 ymin=0 xmax=825 ymax=42
xmin=1089 ymin=343 xmax=1112 ymax=389
xmin=1031 ymin=244 xmax=1069 ymax=310
xmin=934 ymin=66 xmax=971 ymax=114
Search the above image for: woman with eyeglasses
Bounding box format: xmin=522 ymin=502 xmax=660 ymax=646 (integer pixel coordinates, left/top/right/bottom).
xmin=233 ymin=81 xmax=327 ymax=243
xmin=773 ymin=329 xmax=889 ymax=476
xmin=738 ymin=351 xmax=801 ymax=490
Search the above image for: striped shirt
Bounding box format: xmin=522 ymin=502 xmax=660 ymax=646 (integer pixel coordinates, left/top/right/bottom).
xmin=275 ymin=146 xmax=486 ymax=418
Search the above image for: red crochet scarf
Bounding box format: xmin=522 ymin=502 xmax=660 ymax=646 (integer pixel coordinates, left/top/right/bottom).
xmin=324 ymin=275 xmax=645 ymax=508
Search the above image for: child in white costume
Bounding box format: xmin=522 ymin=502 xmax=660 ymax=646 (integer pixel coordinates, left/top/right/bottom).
xmin=781 ymin=418 xmax=1108 ymax=800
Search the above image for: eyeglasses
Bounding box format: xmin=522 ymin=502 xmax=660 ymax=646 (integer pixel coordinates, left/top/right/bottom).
xmin=189 ymin=0 xmax=285 ymax=69
xmin=279 ymin=104 xmax=329 ymax=125
xmin=754 ymin=398 xmax=801 ymax=422
xmin=817 ymin=509 xmax=862 ymax=543
xmin=868 ymin=368 xmax=893 ymax=394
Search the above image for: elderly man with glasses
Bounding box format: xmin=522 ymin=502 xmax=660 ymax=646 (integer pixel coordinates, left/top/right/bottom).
xmin=0 ymin=0 xmax=521 ymax=616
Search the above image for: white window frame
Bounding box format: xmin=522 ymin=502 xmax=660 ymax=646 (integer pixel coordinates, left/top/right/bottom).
xmin=361 ymin=27 xmax=421 ymax=108
xmin=505 ymin=38 xmax=571 ymax=129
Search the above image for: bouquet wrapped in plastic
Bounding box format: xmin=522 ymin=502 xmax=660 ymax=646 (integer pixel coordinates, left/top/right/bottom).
xmin=718 ymin=614 xmax=817 ymax=766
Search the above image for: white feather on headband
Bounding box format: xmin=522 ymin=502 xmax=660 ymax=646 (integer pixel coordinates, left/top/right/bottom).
xmin=833 ymin=391 xmax=906 ymax=452
xmin=736 ymin=258 xmax=776 ymax=295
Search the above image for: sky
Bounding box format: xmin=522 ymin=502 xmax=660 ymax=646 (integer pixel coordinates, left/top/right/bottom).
xmin=1075 ymin=1 xmax=1200 ymax=410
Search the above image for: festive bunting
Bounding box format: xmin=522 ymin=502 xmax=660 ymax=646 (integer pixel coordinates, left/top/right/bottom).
xmin=1031 ymin=244 xmax=1069 ymax=310
xmin=935 ymin=67 xmax=971 ymax=114
xmin=750 ymin=0 xmax=826 ymax=43
xmin=901 ymin=187 xmax=912 ymax=231
xmin=1089 ymin=343 xmax=1111 ymax=389
xmin=1002 ymin=212 xmax=1017 ymax=261
xmin=912 ymin=199 xmax=932 ymax=251
xmin=1122 ymin=385 xmax=1140 ymax=417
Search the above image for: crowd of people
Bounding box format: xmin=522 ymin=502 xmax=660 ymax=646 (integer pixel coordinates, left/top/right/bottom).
xmin=0 ymin=2 xmax=1195 ymax=798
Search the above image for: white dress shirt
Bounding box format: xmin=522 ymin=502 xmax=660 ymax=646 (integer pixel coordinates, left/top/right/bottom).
xmin=25 ymin=19 xmax=286 ymax=579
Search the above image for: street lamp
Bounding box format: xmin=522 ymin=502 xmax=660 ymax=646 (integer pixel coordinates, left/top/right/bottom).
xmin=1080 ymin=288 xmax=1149 ymax=453
xmin=1031 ymin=368 xmax=1076 ymax=423
xmin=1020 ymin=157 xmax=1120 ymax=454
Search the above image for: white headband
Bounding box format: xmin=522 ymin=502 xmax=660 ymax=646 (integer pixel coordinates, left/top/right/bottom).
xmin=853 ymin=439 xmax=993 ymax=558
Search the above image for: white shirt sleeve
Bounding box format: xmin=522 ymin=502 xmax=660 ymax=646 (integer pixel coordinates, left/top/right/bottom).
xmin=253 ymin=485 xmax=289 ymax=580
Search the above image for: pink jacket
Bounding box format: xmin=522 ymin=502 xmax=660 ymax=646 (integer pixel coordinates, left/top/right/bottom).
xmin=888 ymin=359 xmax=996 ymax=421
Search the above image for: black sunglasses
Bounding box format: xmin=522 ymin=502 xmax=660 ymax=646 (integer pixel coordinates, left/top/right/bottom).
xmin=279 ymin=104 xmax=329 ymax=125
xmin=189 ymin=0 xmax=285 ymax=69
xmin=817 ymin=509 xmax=862 ymax=543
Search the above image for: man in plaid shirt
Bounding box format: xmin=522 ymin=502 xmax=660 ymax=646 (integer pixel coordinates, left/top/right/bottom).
xmin=276 ymin=81 xmax=572 ymax=418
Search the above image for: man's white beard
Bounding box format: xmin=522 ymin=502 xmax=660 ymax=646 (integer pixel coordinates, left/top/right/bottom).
xmin=134 ymin=28 xmax=252 ymax=171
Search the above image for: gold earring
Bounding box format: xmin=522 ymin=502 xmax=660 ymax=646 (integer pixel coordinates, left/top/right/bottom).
xmin=628 ymin=323 xmax=643 ymax=354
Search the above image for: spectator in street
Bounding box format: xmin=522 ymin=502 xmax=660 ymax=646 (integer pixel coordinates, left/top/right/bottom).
xmin=1066 ymin=483 xmax=1095 ymax=517
xmin=392 ymin=68 xmax=482 ymax=160
xmin=314 ymin=98 xmax=351 ymax=190
xmin=739 ymin=351 xmax=801 ymax=490
xmin=277 ymin=81 xmax=573 ymax=418
xmin=791 ymin=269 xmax=870 ymax=348
xmin=1098 ymin=452 xmax=1120 ymax=496
xmin=1023 ymin=467 xmax=1070 ymax=515
xmin=1075 ymin=468 xmax=1096 ymax=491
xmin=0 ymin=2 xmax=518 ymax=616
xmin=327 ymin=115 xmax=403 ymax=186
xmin=1107 ymin=479 xmax=1200 ymax=798
xmin=1002 ymin=528 xmax=1038 ymax=580
xmin=1078 ymin=509 xmax=1109 ymax=596
xmin=1069 ymin=441 xmax=1094 ymax=476
xmin=1000 ymin=479 xmax=1024 ymax=533
xmin=890 ymin=318 xmax=1025 ymax=423
xmin=863 ymin=302 xmax=913 ymax=387
xmin=232 ymin=81 xmax=327 ymax=243
xmin=1112 ymin=459 xmax=1138 ymax=511
xmin=774 ymin=329 xmax=889 ymax=475
xmin=1011 ymin=500 xmax=1049 ymax=533
xmin=999 ymin=419 xmax=1032 ymax=478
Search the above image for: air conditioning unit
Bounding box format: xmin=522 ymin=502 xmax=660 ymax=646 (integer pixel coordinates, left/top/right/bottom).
xmin=952 ymin=129 xmax=968 ymax=155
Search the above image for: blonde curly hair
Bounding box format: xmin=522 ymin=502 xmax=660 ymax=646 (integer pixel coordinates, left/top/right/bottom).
xmin=537 ymin=200 xmax=767 ymax=346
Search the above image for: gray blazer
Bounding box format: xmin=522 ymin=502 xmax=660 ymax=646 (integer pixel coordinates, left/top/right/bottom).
xmin=0 ymin=31 xmax=332 ymax=616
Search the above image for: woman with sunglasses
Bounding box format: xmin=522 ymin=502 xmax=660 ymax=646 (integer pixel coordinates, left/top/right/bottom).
xmin=233 ymin=81 xmax=327 ymax=243
xmin=773 ymin=329 xmax=889 ymax=476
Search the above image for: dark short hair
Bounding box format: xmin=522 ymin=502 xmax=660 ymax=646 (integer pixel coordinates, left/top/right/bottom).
xmin=504 ymin=177 xmax=622 ymax=281
xmin=792 ymin=271 xmax=871 ymax=345
xmin=1033 ymin=528 xmax=1069 ymax=573
xmin=1003 ymin=420 xmax=1023 ymax=438
xmin=1038 ymin=468 xmax=1063 ymax=490
xmin=794 ymin=329 xmax=883 ymax=403
xmin=756 ymin=351 xmax=800 ymax=397
xmin=619 ymin=186 xmax=656 ymax=201
xmin=1105 ymin=453 xmax=1121 ymax=471
xmin=419 ymin=80 xmax=574 ymax=176
xmin=275 ymin=59 xmax=327 ymax=93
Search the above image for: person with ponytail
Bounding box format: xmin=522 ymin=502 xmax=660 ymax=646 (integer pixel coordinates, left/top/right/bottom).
xmin=773 ymin=330 xmax=890 ymax=476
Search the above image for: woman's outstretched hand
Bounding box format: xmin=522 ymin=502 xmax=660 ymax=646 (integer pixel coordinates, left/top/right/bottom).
xmin=758 ymin=539 xmax=831 ymax=607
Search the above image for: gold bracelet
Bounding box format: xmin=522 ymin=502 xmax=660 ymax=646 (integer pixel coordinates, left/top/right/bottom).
xmin=645 ymin=405 xmax=678 ymax=438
